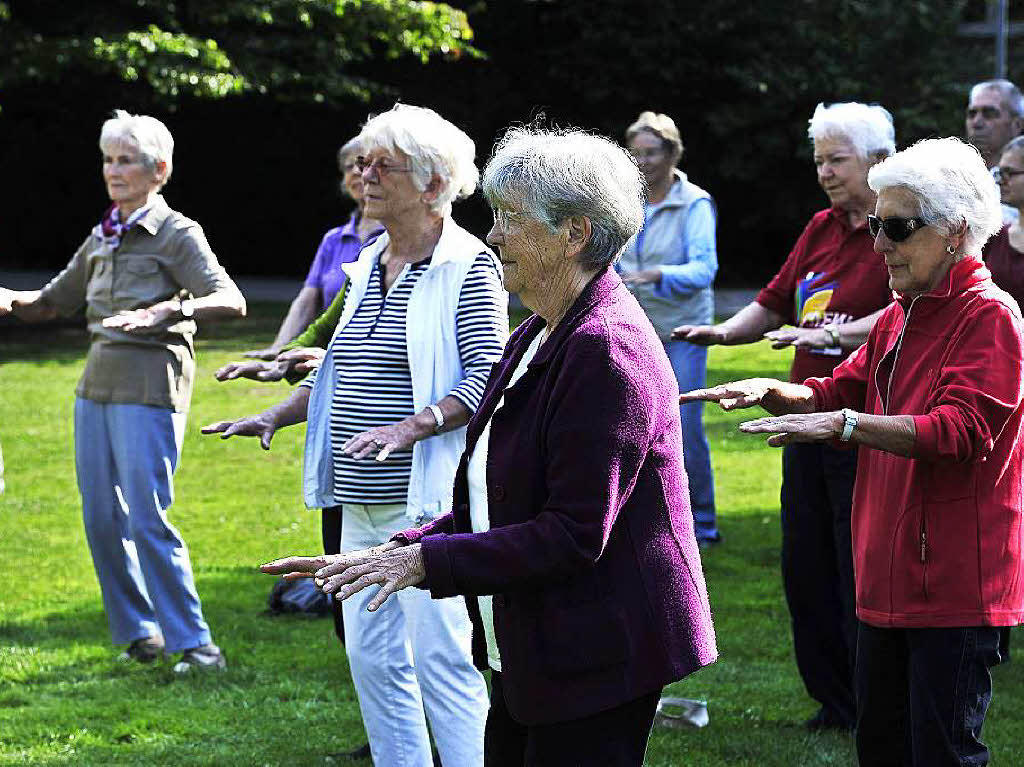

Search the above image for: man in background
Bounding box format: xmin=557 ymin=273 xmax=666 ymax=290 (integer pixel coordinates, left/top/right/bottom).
xmin=967 ymin=78 xmax=1024 ymax=223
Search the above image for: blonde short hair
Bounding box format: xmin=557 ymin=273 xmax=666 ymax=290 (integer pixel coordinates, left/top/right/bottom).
xmin=625 ymin=111 xmax=683 ymax=162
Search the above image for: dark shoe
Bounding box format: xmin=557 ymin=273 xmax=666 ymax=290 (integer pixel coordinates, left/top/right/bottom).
xmin=172 ymin=643 xmax=227 ymax=673
xmin=326 ymin=743 xmax=372 ymax=761
xmin=804 ymin=706 xmax=854 ymax=733
xmin=117 ymin=634 xmax=165 ymax=663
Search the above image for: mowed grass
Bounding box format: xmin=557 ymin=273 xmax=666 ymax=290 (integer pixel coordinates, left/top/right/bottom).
xmin=1 ymin=303 xmax=1022 ymax=766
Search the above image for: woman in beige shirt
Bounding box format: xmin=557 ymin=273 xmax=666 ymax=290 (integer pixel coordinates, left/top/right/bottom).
xmin=0 ymin=109 xmax=245 ymax=672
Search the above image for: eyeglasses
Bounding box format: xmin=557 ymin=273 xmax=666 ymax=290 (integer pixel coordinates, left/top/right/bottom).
xmin=354 ymin=156 xmax=413 ymax=176
xmin=491 ymin=208 xmax=528 ymax=230
xmin=867 ymin=214 xmax=928 ymax=243
xmin=994 ymin=166 xmax=1024 ymax=183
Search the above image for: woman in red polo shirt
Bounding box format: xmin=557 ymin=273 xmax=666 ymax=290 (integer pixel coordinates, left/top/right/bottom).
xmin=673 ymin=102 xmax=895 ymax=732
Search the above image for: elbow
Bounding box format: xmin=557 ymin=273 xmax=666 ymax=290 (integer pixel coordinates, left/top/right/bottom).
xmin=233 ymin=292 xmax=248 ymax=318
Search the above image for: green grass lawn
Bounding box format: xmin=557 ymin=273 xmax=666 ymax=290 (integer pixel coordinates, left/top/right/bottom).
xmin=1 ymin=304 xmax=1022 ymax=766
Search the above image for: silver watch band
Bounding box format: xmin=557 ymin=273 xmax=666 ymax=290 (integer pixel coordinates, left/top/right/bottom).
xmin=426 ymin=404 xmax=445 ymax=434
xmin=840 ymin=408 xmax=858 ymax=442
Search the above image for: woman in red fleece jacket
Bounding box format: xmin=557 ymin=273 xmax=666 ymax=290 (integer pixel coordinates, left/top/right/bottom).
xmin=683 ymin=137 xmax=1024 ymax=767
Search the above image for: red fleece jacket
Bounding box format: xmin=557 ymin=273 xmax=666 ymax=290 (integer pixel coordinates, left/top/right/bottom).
xmin=806 ymin=256 xmax=1024 ymax=628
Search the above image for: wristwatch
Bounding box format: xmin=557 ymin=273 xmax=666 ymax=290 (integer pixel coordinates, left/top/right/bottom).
xmin=178 ymin=298 xmax=194 ymax=320
xmin=426 ymin=404 xmax=445 ymax=435
xmin=839 ymin=408 xmax=859 ymax=442
xmin=822 ymin=323 xmax=841 ymax=349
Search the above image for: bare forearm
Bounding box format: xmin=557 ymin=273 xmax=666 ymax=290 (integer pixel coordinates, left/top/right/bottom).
xmin=270 ymin=287 xmax=321 ymax=350
xmin=406 ymin=395 xmax=472 ymax=441
xmin=266 ymin=387 xmax=312 ymax=429
xmin=846 ymin=412 xmax=916 ymax=456
xmin=182 ymin=288 xmax=247 ymax=321
xmin=836 ymin=307 xmax=886 ymax=351
xmin=10 ymin=291 xmax=59 ymax=322
xmin=719 ymin=302 xmax=785 ymax=345
xmin=763 ymin=382 xmax=817 ymax=415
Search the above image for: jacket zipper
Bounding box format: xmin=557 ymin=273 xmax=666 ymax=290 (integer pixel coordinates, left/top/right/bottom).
xmin=874 ymin=297 xmax=929 ymax=593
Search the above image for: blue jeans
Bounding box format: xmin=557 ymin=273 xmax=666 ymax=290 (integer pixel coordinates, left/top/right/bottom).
xmin=341 ymin=502 xmax=488 ymax=767
xmin=74 ymin=398 xmax=212 ymax=654
xmin=664 ymin=340 xmax=717 ymax=541
xmin=856 ymin=622 xmax=1002 ymax=766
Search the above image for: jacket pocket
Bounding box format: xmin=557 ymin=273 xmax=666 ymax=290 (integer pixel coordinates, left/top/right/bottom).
xmin=540 ymin=600 xmax=630 ymax=676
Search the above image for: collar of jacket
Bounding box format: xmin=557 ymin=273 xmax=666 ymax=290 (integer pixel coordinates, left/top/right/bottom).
xmin=518 ymin=266 xmax=625 ymax=368
xmin=893 ymin=254 xmax=992 ymax=312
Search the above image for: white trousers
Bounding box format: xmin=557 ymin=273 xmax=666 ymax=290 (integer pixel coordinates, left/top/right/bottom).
xmin=341 ymin=503 xmax=487 ymax=767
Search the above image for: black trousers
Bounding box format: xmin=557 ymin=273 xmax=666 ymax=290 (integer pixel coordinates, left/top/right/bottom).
xmin=856 ymin=622 xmax=1001 ymax=767
xmin=483 ymin=671 xmax=660 ymax=767
xmin=321 ymin=505 xmax=345 ymax=644
xmin=780 ymin=442 xmax=858 ymax=726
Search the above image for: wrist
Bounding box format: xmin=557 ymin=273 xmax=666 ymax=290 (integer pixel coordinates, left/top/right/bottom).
xmin=410 ymin=410 xmax=438 ymax=440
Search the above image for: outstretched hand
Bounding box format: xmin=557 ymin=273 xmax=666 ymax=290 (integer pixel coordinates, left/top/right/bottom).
xmin=739 ymin=412 xmax=842 ymax=447
xmin=275 ymin=347 xmax=325 ymax=375
xmin=260 ymin=540 xmax=421 ymax=612
xmin=102 ymin=301 xmax=176 ymax=333
xmin=671 ymin=324 xmax=728 ymax=345
xmin=0 ymin=288 xmax=14 ymax=315
xmin=214 ymin=359 xmax=289 ymax=382
xmin=680 ymin=378 xmax=782 ymax=411
xmin=763 ymin=327 xmax=832 ymax=350
xmin=243 ymin=347 xmax=281 ymax=361
xmin=200 ymin=412 xmax=279 ymax=449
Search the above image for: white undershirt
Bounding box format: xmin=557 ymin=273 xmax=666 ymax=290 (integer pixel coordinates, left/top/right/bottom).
xmin=467 ymin=330 xmax=545 ymax=671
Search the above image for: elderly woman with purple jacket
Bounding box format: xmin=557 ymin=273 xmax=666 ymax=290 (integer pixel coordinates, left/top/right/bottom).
xmin=262 ymin=126 xmax=717 ymax=766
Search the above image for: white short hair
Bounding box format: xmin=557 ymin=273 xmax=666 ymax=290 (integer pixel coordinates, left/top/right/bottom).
xmin=808 ymin=102 xmax=896 ymax=160
xmin=358 ymin=103 xmax=478 ymax=217
xmin=482 ymin=126 xmax=645 ymax=271
xmin=867 ymin=137 xmax=1002 ymax=254
xmin=99 ymin=109 xmax=175 ymax=186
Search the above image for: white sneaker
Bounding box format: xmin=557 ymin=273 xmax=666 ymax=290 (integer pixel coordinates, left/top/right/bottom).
xmin=172 ymin=643 xmax=227 ymax=673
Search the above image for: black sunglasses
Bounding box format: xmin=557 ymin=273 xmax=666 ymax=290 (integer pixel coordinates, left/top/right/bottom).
xmin=867 ymin=214 xmax=927 ymax=242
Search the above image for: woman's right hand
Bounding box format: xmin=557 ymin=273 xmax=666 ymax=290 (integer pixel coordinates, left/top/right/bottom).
xmin=275 ymin=347 xmax=326 ymax=375
xmin=242 ymin=347 xmax=282 ymax=361
xmin=200 ymin=412 xmax=279 ymax=449
xmin=679 ymin=378 xmax=782 ymax=411
xmin=671 ymin=324 xmax=729 ymax=345
xmin=214 ymin=359 xmax=289 ymax=382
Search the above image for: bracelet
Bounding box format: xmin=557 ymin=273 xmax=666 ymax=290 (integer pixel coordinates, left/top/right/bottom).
xmin=822 ymin=323 xmax=840 ymax=348
xmin=426 ymin=404 xmax=445 ymax=435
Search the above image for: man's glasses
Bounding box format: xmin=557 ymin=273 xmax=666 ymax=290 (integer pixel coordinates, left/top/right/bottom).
xmin=354 ymin=156 xmax=413 ymax=176
xmin=867 ymin=214 xmax=928 ymax=243
xmin=994 ymin=166 xmax=1024 ymax=183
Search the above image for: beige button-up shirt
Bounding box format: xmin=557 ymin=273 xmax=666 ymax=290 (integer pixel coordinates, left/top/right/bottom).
xmin=40 ymin=196 xmax=239 ymax=412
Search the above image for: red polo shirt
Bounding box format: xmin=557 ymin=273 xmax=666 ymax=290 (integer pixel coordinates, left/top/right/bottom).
xmin=756 ymin=207 xmax=893 ymax=382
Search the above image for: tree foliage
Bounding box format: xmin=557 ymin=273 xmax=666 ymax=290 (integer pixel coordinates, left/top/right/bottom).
xmin=0 ymin=0 xmax=478 ymax=106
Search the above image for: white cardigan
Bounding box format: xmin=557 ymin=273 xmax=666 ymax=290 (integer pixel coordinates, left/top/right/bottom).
xmin=302 ymin=217 xmax=508 ymax=521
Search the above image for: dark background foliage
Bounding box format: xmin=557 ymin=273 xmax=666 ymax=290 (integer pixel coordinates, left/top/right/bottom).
xmin=2 ymin=0 xmax=1021 ymax=285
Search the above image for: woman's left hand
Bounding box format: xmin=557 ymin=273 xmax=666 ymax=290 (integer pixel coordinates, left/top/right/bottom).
xmin=620 ymin=269 xmax=662 ymax=287
xmin=763 ymin=327 xmax=832 ymax=350
xmin=316 ymin=543 xmax=426 ymax=611
xmin=739 ymin=412 xmax=843 ymax=447
xmin=343 ymin=416 xmax=429 ymax=461
xmin=102 ymin=300 xmax=176 ymax=332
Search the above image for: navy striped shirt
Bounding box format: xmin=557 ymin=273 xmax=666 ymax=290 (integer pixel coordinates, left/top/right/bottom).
xmin=305 ymin=251 xmax=506 ymax=504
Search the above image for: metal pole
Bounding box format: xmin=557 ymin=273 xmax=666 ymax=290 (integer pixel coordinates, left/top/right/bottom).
xmin=996 ymin=0 xmax=1009 ymax=79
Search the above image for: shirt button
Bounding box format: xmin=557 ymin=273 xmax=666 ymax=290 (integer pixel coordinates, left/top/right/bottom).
xmin=493 ymin=485 xmax=505 ymax=501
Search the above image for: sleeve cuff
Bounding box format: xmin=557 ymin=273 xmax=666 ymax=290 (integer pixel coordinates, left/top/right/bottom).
xmin=420 ymin=535 xmax=458 ymax=598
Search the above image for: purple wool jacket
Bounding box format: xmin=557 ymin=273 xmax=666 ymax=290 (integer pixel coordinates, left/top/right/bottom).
xmin=395 ymin=267 xmax=717 ymax=725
